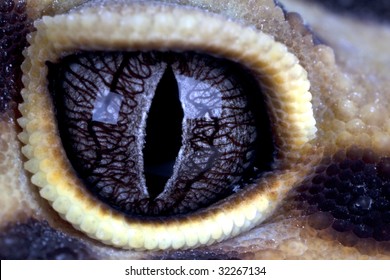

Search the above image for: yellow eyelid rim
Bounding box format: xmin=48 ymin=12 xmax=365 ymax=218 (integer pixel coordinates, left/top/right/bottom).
xmin=18 ymin=4 xmax=316 ymax=250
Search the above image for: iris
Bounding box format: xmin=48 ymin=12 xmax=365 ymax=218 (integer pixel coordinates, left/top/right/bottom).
xmin=48 ymin=51 xmax=274 ymax=217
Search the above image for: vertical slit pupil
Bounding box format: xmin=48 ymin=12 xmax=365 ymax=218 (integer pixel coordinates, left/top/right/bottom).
xmin=143 ymin=66 xmax=184 ymax=200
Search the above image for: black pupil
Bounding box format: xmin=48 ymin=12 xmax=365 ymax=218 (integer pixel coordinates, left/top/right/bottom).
xmin=143 ymin=66 xmax=183 ymax=199
xmin=47 ymin=51 xmax=274 ymax=217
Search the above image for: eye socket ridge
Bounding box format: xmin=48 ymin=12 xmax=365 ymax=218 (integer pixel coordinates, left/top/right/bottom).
xmin=18 ymin=3 xmax=317 ymax=250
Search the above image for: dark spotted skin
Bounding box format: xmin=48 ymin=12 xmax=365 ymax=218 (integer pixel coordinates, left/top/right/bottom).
xmin=305 ymin=0 xmax=390 ymax=22
xmin=294 ymin=147 xmax=390 ymax=242
xmin=0 ymin=219 xmax=95 ymax=260
xmin=0 ymin=0 xmax=32 ymax=116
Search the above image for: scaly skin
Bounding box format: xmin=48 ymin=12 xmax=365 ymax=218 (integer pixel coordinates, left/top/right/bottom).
xmin=0 ymin=0 xmax=390 ymax=259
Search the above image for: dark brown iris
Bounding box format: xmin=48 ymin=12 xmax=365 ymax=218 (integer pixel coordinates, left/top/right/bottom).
xmin=48 ymin=51 xmax=274 ymax=217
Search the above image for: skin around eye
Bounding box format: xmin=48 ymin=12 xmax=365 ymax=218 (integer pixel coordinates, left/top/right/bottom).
xmin=17 ymin=2 xmax=316 ymax=250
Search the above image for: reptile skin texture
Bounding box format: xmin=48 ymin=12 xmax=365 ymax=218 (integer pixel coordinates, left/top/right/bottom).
xmin=0 ymin=0 xmax=390 ymax=259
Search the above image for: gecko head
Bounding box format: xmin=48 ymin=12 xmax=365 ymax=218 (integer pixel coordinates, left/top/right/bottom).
xmin=1 ymin=0 xmax=390 ymax=259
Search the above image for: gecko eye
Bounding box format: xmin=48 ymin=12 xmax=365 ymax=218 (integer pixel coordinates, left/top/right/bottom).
xmin=17 ymin=2 xmax=317 ymax=250
xmin=47 ymin=50 xmax=273 ymax=216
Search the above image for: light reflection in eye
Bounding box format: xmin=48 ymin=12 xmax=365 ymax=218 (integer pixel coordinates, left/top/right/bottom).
xmin=92 ymin=89 xmax=123 ymax=125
